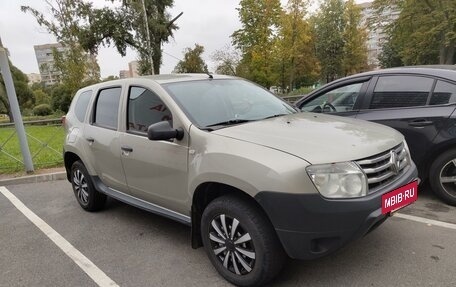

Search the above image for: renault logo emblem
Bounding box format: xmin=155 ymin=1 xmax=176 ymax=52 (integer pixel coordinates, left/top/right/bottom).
xmin=389 ymin=151 xmax=401 ymax=175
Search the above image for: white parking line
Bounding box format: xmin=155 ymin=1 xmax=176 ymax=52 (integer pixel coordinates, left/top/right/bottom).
xmin=395 ymin=213 xmax=456 ymax=230
xmin=0 ymin=186 xmax=119 ymax=287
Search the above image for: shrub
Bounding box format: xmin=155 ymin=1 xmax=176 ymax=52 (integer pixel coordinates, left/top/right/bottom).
xmin=21 ymin=108 xmax=34 ymax=117
xmin=33 ymin=104 xmax=53 ymax=116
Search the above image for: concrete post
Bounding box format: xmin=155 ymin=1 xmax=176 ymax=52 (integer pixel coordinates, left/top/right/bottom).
xmin=0 ymin=42 xmax=34 ymax=173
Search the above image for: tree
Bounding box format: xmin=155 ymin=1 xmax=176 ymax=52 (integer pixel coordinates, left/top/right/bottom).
xmin=21 ymin=0 xmax=101 ymax=94
xmin=50 ymin=84 xmax=73 ymax=112
xmin=131 ymin=0 xmax=179 ymax=75
xmin=278 ymin=0 xmax=320 ymax=91
xmin=0 ymin=62 xmax=35 ymax=122
xmin=103 ymin=75 xmax=119 ymax=82
xmin=314 ymin=0 xmax=346 ymax=82
xmin=373 ymin=0 xmax=456 ymax=65
xmin=342 ymin=0 xmax=368 ymax=75
xmin=232 ymin=0 xmax=282 ymax=87
xmin=211 ymin=44 xmax=241 ymax=75
xmin=33 ymin=89 xmax=51 ymax=105
xmin=77 ymin=0 xmax=179 ymax=75
xmin=173 ymin=44 xmax=208 ymax=73
xmin=378 ymin=35 xmax=404 ymax=68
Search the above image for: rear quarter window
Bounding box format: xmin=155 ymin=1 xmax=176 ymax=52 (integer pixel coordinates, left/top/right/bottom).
xmin=74 ymin=91 xmax=92 ymax=122
xmin=430 ymin=80 xmax=456 ymax=105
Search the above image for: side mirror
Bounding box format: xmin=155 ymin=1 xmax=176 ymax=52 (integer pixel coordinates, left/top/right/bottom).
xmin=147 ymin=121 xmax=184 ymax=141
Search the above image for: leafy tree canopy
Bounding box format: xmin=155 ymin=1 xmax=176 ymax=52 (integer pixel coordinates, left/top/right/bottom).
xmin=0 ymin=62 xmax=35 ymax=122
xmin=173 ymin=44 xmax=208 ymax=73
xmin=373 ymin=0 xmax=456 ymax=66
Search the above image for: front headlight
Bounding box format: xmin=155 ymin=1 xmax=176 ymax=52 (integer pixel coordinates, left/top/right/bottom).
xmin=306 ymin=162 xmax=368 ymax=198
xmin=403 ymin=140 xmax=412 ymax=166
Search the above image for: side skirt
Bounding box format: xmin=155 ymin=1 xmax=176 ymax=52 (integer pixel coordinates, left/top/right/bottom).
xmin=92 ymin=176 xmax=191 ymax=226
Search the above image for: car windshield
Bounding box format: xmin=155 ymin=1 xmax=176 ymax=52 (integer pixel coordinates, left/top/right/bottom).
xmin=163 ymin=79 xmax=296 ymax=128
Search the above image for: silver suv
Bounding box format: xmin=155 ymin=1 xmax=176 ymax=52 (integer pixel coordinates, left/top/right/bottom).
xmin=64 ymin=74 xmax=418 ymax=286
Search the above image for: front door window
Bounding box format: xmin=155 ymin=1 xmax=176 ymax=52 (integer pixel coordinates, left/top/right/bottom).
xmin=300 ymin=82 xmax=363 ymax=113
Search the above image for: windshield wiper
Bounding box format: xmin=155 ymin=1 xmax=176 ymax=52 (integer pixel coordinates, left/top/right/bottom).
xmin=261 ymin=113 xmax=289 ymax=120
xmin=206 ymin=119 xmax=252 ymax=127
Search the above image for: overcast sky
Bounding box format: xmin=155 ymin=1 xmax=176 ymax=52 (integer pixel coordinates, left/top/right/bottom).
xmin=0 ymin=0 xmax=370 ymax=78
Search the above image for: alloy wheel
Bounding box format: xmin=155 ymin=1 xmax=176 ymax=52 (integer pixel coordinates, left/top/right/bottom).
xmin=73 ymin=169 xmax=89 ymax=204
xmin=439 ymin=159 xmax=456 ymax=198
xmin=208 ymin=214 xmax=255 ymax=275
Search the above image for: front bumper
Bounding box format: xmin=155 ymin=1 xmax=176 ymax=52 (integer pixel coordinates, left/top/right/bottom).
xmin=255 ymin=162 xmax=418 ymax=260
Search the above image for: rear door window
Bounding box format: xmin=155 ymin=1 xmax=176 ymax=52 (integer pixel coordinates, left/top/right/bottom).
xmin=93 ymin=87 xmax=122 ymax=129
xmin=370 ymin=76 xmax=433 ymax=109
xmin=429 ymin=80 xmax=456 ymax=105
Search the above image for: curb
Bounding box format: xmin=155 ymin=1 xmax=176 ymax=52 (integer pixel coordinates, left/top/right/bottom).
xmin=0 ymin=172 xmax=67 ymax=186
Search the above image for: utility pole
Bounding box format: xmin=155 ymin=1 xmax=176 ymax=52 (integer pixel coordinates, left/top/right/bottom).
xmin=0 ymin=36 xmax=34 ymax=173
xmin=141 ymin=0 xmax=154 ymax=75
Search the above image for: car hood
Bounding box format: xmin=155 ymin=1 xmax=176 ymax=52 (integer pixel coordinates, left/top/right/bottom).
xmin=212 ymin=113 xmax=403 ymax=164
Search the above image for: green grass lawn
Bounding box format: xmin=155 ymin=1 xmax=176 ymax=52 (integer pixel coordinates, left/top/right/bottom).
xmin=0 ymin=124 xmax=65 ymax=173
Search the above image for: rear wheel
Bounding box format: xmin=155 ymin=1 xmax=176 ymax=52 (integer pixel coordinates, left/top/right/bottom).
xmin=201 ymin=195 xmax=286 ymax=286
xmin=71 ymin=161 xmax=107 ymax=211
xmin=429 ymin=149 xmax=456 ymax=206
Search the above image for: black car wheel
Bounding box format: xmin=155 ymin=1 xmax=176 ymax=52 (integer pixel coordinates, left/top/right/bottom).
xmin=201 ymin=195 xmax=286 ymax=287
xmin=430 ymin=149 xmax=456 ymax=206
xmin=71 ymin=161 xmax=107 ymax=211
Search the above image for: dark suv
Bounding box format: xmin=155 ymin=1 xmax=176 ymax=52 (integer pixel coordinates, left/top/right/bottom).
xmin=296 ymin=66 xmax=456 ymax=206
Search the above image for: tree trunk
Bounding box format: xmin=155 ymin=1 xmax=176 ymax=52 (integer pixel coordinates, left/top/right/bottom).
xmin=445 ymin=43 xmax=455 ymax=64
xmin=289 ymin=56 xmax=295 ymax=93
xmin=152 ymin=41 xmax=161 ymax=75
xmin=439 ymin=41 xmax=455 ymax=65
xmin=0 ymin=95 xmax=13 ymax=122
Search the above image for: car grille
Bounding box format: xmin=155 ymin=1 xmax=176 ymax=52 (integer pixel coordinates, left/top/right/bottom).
xmin=355 ymin=142 xmax=410 ymax=193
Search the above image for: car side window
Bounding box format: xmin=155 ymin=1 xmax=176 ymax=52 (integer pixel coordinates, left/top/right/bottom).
xmin=128 ymin=86 xmax=172 ymax=134
xmin=300 ymin=82 xmax=364 ymax=113
xmin=370 ymin=76 xmax=433 ymax=109
xmin=429 ymin=80 xmax=456 ymax=106
xmin=93 ymin=87 xmax=121 ymax=130
xmin=74 ymin=90 xmax=92 ymax=122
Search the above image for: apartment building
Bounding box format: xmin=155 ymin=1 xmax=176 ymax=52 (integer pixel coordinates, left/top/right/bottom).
xmin=34 ymin=43 xmax=66 ymax=86
xmin=359 ymin=2 xmax=400 ymax=69
xmin=34 ymin=43 xmax=99 ymax=86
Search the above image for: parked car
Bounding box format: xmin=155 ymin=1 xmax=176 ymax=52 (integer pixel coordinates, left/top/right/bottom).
xmin=296 ymin=66 xmax=456 ymax=206
xmin=64 ymin=74 xmax=418 ymax=286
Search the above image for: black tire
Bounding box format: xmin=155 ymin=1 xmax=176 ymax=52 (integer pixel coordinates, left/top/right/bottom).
xmin=70 ymin=161 xmax=107 ymax=211
xmin=201 ymin=195 xmax=286 ymax=287
xmin=429 ymin=149 xmax=456 ymax=206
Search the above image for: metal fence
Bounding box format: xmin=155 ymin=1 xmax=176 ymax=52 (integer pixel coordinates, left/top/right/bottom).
xmin=0 ymin=118 xmax=64 ymax=173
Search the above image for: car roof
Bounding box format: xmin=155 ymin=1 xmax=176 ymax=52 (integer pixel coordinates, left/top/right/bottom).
xmin=142 ymin=73 xmax=236 ymax=83
xmin=339 ymin=65 xmax=456 ymax=83
xmin=77 ymin=74 xmax=238 ymax=93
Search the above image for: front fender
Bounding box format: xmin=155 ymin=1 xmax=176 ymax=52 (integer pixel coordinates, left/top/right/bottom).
xmin=188 ymin=128 xmax=315 ymax=200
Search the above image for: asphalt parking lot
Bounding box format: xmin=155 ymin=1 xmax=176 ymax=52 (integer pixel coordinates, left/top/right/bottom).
xmin=1 ymin=180 xmax=455 ymax=287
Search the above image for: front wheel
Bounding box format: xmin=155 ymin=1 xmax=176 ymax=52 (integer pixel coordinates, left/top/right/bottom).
xmin=429 ymin=149 xmax=456 ymax=206
xmin=70 ymin=161 xmax=107 ymax=211
xmin=201 ymin=195 xmax=286 ymax=286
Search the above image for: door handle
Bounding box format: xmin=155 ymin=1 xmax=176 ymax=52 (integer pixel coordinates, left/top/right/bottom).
xmin=408 ymin=119 xmax=433 ymax=127
xmin=121 ymin=146 xmax=133 ymax=152
xmin=86 ymin=137 xmax=95 ymax=143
